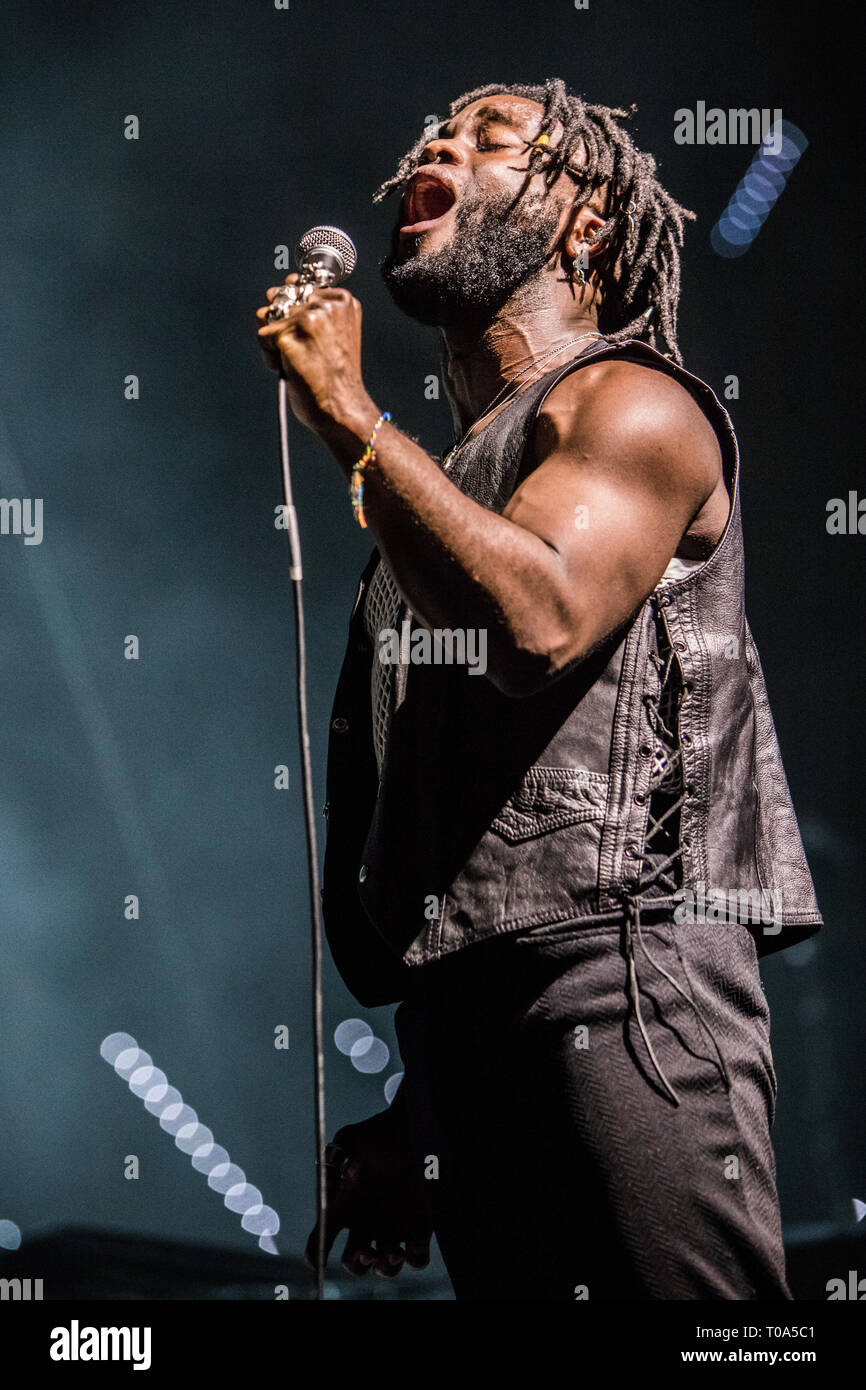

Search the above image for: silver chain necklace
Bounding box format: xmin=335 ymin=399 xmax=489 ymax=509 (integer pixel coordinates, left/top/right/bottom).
xmin=442 ymin=331 xmax=603 ymax=474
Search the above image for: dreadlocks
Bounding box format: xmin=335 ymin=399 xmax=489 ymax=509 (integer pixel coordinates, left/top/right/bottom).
xmin=373 ymin=79 xmax=695 ymax=363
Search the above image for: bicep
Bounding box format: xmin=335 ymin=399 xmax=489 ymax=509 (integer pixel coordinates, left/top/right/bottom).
xmin=500 ymin=386 xmax=717 ymax=664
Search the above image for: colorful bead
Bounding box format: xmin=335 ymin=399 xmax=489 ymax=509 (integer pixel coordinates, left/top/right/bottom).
xmin=350 ymin=411 xmax=391 ymax=528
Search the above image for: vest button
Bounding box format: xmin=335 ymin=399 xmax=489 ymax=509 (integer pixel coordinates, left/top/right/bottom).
xmin=674 ymin=640 xmax=686 ymax=652
xmin=640 ymin=743 xmax=652 ymax=756
xmin=634 ymin=792 xmax=647 ymax=806
xmin=331 ymin=716 xmax=349 ymax=732
xmin=681 ymin=732 xmax=693 ymax=745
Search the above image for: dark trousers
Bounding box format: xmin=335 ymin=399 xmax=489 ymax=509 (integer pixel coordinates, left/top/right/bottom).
xmin=395 ymin=914 xmax=791 ymax=1301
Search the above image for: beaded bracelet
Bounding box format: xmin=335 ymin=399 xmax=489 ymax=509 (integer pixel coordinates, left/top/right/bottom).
xmin=350 ymin=411 xmax=391 ymax=529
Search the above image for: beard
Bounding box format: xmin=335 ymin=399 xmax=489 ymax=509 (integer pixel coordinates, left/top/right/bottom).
xmin=379 ymin=182 xmax=564 ymax=326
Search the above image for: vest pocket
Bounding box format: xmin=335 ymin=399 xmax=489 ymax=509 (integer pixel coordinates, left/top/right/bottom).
xmin=437 ymin=766 xmax=610 ymax=943
xmin=490 ymin=766 xmax=609 ymax=843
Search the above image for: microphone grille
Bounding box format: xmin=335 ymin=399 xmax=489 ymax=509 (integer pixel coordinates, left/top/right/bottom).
xmin=295 ymin=225 xmax=358 ymax=279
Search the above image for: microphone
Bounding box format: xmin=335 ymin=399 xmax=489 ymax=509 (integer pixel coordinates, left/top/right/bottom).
xmin=266 ymin=225 xmax=358 ymax=319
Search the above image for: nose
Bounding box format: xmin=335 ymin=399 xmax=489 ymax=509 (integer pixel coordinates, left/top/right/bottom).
xmin=418 ymin=135 xmax=466 ymax=168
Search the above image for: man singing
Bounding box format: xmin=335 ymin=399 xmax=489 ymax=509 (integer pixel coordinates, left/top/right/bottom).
xmin=257 ymin=79 xmax=822 ymax=1300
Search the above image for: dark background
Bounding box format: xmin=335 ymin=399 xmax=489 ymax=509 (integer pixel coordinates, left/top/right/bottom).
xmin=0 ymin=0 xmax=860 ymax=1295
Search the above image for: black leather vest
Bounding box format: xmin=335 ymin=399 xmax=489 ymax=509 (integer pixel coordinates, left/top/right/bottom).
xmin=321 ymin=338 xmax=822 ymax=1006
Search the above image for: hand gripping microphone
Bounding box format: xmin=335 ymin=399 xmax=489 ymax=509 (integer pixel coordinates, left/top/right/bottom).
xmin=266 ymin=225 xmax=358 ymax=319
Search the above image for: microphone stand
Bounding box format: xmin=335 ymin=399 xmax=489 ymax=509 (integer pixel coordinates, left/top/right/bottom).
xmin=277 ymin=374 xmax=328 ymax=1303
xmin=269 ymin=233 xmax=356 ymax=1302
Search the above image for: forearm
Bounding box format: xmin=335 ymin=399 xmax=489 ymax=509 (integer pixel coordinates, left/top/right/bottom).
xmin=322 ymin=403 xmax=570 ymax=693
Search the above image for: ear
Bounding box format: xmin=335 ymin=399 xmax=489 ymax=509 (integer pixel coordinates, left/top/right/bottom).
xmin=563 ymin=203 xmax=607 ymax=263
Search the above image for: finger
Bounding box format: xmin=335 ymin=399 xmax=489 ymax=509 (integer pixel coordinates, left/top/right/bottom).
xmin=304 ymin=1179 xmax=353 ymax=1270
xmin=263 ymin=273 xmax=301 ymax=297
xmin=259 ymin=275 xmax=304 ymax=321
xmin=404 ymin=1232 xmax=431 ymax=1269
xmin=257 ymin=331 xmax=285 ymax=370
xmin=304 ymin=1206 xmax=343 ymax=1269
xmin=261 ymin=274 xmax=302 ymax=306
xmin=256 ymin=303 xmax=326 ymax=341
xmin=304 ymin=1208 xmax=348 ymax=1271
xmin=261 ymin=285 xmax=351 ymax=316
xmin=265 ymin=291 xmax=341 ymax=316
xmin=305 ymin=1223 xmax=330 ymax=1271
xmin=255 ymin=296 xmax=332 ymax=331
xmin=340 ymin=1229 xmax=377 ymax=1276
xmin=372 ymin=1242 xmax=406 ymax=1278
xmin=256 ymin=313 xmax=300 ymax=344
xmin=301 ymin=286 xmax=352 ymax=300
xmin=256 ymin=321 xmax=298 ymax=349
xmin=256 ymin=304 xmax=293 ymax=342
xmin=255 ymin=302 xmax=311 ymax=325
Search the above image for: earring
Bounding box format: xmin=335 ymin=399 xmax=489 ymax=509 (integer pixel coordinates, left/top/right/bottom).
xmin=572 ymin=254 xmax=587 ymax=286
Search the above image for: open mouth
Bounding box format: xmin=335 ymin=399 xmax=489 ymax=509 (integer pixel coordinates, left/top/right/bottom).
xmin=399 ymin=172 xmax=458 ymax=236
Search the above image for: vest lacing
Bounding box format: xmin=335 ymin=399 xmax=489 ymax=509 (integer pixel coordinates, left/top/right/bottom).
xmin=619 ymin=635 xmax=732 ymax=1106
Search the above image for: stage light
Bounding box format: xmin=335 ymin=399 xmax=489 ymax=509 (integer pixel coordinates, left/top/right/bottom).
xmin=350 ymin=1036 xmax=390 ymax=1074
xmin=384 ymin=1072 xmax=404 ymax=1104
xmin=225 ymin=1183 xmax=262 ymax=1215
xmin=191 ymin=1142 xmax=229 ymax=1175
xmin=242 ymin=1205 xmax=280 ymax=1238
xmin=334 ymin=1018 xmax=372 ymax=1054
xmin=174 ymin=1122 xmax=213 ymax=1156
xmin=159 ymin=1102 xmax=198 ymax=1137
xmin=712 ymin=120 xmax=808 ymax=258
xmin=144 ymin=1084 xmax=181 ymax=1116
xmin=100 ymin=1032 xmax=282 ymax=1255
xmin=207 ymin=1162 xmax=246 ymax=1195
xmin=129 ymin=1065 xmax=165 ymax=1098
xmin=114 ymin=1046 xmax=149 ymax=1078
xmin=0 ymin=1219 xmax=22 ymax=1250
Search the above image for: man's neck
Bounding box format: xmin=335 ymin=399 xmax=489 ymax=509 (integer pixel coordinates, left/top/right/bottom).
xmin=440 ymin=301 xmax=601 ymax=433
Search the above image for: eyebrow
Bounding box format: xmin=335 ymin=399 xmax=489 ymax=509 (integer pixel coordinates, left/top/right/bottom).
xmin=440 ymin=105 xmax=531 ymax=140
